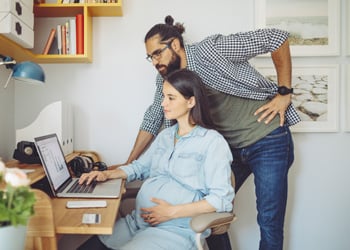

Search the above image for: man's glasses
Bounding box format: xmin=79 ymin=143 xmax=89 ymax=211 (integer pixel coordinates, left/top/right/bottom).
xmin=146 ymin=39 xmax=174 ymax=62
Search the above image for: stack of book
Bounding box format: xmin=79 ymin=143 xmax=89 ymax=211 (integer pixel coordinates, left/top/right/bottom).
xmin=42 ymin=14 xmax=84 ymax=55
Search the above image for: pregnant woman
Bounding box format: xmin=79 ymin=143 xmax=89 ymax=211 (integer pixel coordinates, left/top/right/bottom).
xmin=77 ymin=69 xmax=234 ymax=250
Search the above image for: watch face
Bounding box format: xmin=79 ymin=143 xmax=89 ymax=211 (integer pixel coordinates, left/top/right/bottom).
xmin=278 ymin=86 xmax=293 ymax=95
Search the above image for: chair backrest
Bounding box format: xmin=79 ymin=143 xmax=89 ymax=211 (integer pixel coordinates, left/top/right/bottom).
xmin=25 ymin=189 xmax=57 ymax=250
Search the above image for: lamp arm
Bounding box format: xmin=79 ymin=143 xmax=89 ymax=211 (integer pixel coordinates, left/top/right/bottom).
xmin=1 ymin=56 xmax=16 ymax=88
xmin=0 ymin=60 xmax=16 ymax=68
xmin=3 ymin=70 xmax=14 ymax=89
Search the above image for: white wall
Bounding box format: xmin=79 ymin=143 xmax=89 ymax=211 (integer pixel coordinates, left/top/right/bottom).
xmin=0 ymin=66 xmax=15 ymax=160
xmin=1 ymin=0 xmax=349 ymax=249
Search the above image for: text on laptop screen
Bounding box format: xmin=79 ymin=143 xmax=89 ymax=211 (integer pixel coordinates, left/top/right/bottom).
xmin=36 ymin=136 xmax=71 ymax=190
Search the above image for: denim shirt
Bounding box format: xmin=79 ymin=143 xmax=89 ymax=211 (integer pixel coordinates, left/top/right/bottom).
xmin=120 ymin=125 xmax=234 ymax=212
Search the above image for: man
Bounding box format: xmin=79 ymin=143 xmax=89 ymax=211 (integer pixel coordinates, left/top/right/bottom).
xmin=121 ymin=16 xmax=300 ymax=250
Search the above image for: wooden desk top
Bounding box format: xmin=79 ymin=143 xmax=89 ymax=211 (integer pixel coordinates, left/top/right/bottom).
xmin=5 ymin=159 xmax=46 ymax=184
xmin=6 ymin=154 xmax=124 ymax=235
xmin=52 ymin=194 xmax=122 ymax=235
xmin=5 ymin=151 xmax=101 ymax=185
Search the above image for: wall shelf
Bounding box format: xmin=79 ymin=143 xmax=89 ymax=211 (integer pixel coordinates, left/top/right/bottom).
xmin=0 ymin=1 xmax=123 ymax=64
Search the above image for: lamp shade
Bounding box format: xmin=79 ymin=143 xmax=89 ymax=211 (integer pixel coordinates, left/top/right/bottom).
xmin=12 ymin=61 xmax=45 ymax=85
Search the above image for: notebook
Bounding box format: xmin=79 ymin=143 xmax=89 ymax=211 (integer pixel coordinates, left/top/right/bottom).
xmin=34 ymin=133 xmax=122 ymax=198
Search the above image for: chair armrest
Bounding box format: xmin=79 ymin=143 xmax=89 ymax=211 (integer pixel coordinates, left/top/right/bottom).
xmin=190 ymin=212 xmax=236 ymax=233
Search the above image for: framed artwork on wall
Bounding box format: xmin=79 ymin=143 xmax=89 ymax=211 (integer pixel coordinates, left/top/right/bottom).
xmin=348 ymin=1 xmax=350 ymax=55
xmin=254 ymin=0 xmax=340 ymax=56
xmin=346 ymin=65 xmax=350 ymax=131
xmin=255 ymin=64 xmax=339 ymax=132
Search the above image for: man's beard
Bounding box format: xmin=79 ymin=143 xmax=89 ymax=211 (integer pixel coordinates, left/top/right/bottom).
xmin=156 ymin=52 xmax=181 ymax=77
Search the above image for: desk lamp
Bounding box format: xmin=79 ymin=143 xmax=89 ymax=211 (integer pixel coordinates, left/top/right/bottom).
xmin=0 ymin=54 xmax=45 ymax=88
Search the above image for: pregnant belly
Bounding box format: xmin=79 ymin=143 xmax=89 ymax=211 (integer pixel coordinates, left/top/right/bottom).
xmin=136 ymin=175 xmax=198 ymax=208
xmin=133 ymin=175 xmax=201 ymax=229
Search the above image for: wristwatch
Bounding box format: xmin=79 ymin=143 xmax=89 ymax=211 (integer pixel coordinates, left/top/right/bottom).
xmin=277 ymin=86 xmax=293 ymax=95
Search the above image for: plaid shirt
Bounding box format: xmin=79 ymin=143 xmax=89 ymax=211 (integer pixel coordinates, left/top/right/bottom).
xmin=140 ymin=28 xmax=301 ymax=135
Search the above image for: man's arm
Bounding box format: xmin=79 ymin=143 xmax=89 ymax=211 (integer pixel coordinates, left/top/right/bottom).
xmin=254 ymin=39 xmax=292 ymax=126
xmin=125 ymin=130 xmax=154 ymax=164
xmin=109 ymin=130 xmax=154 ymax=169
xmin=271 ymin=39 xmax=292 ymax=90
xmin=109 ymin=76 xmax=165 ymax=169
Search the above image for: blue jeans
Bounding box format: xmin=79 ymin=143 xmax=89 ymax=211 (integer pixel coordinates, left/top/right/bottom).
xmin=231 ymin=125 xmax=294 ymax=250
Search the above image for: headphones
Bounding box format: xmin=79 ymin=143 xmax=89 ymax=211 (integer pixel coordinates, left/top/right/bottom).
xmin=68 ymin=155 xmax=107 ymax=177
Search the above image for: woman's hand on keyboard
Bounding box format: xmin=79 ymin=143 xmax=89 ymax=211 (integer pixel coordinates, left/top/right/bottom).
xmin=79 ymin=171 xmax=107 ymax=185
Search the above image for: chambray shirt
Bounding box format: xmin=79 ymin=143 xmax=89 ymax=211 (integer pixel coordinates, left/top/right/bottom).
xmin=140 ymin=28 xmax=301 ymax=136
xmin=120 ymin=125 xmax=234 ymax=237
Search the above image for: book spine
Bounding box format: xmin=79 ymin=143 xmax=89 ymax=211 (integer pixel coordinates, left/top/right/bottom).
xmin=61 ymin=25 xmax=67 ymax=54
xmin=65 ymin=21 xmax=70 ymax=55
xmin=42 ymin=28 xmax=56 ymax=55
xmin=76 ymin=14 xmax=84 ymax=55
xmin=69 ymin=18 xmax=76 ymax=55
xmin=57 ymin=24 xmax=62 ymax=55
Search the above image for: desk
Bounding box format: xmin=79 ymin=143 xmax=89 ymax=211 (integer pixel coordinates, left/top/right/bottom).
xmin=52 ymin=197 xmax=121 ymax=235
xmin=5 ymin=159 xmax=45 ymax=185
xmin=6 ymin=155 xmax=124 ymax=235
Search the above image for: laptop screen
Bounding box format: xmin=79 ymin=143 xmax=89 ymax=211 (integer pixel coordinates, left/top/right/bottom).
xmin=35 ymin=134 xmax=71 ymax=190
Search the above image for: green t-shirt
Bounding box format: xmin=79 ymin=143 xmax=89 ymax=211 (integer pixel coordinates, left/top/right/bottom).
xmin=205 ymin=86 xmax=280 ymax=148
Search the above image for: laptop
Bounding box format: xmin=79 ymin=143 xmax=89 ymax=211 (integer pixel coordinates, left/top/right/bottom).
xmin=34 ymin=133 xmax=122 ymax=198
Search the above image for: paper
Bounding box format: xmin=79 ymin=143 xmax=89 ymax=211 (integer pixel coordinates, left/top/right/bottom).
xmin=82 ymin=213 xmax=101 ymax=224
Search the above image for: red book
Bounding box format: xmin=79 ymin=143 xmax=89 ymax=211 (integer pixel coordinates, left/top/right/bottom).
xmin=76 ymin=14 xmax=84 ymax=54
xmin=42 ymin=28 xmax=56 ymax=55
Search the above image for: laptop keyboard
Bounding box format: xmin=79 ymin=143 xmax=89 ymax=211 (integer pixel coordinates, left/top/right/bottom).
xmin=67 ymin=180 xmax=97 ymax=193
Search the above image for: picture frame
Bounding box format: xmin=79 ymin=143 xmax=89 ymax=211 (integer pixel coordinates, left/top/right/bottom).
xmin=346 ymin=65 xmax=350 ymax=131
xmin=254 ymin=0 xmax=340 ymax=56
xmin=348 ymin=1 xmax=350 ymax=55
xmin=255 ymin=64 xmax=339 ymax=132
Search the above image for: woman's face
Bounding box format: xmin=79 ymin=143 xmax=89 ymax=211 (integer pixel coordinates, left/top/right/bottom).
xmin=161 ymin=81 xmax=194 ymax=121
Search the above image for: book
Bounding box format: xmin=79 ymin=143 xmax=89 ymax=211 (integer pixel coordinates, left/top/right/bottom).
xmin=61 ymin=24 xmax=67 ymax=54
xmin=65 ymin=21 xmax=70 ymax=55
xmin=76 ymin=14 xmax=84 ymax=54
xmin=42 ymin=28 xmax=56 ymax=55
xmin=69 ymin=18 xmax=76 ymax=55
xmin=56 ymin=24 xmax=62 ymax=54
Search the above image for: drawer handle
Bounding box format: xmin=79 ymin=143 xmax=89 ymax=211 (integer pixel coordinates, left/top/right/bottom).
xmin=15 ymin=22 xmax=22 ymax=35
xmin=16 ymin=2 xmax=22 ymax=16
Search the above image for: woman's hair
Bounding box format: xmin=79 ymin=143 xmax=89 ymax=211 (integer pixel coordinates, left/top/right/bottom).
xmin=164 ymin=69 xmax=215 ymax=129
xmin=144 ymin=15 xmax=185 ymax=47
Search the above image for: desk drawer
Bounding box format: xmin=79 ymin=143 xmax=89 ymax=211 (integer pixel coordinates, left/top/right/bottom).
xmin=0 ymin=13 xmax=33 ymax=48
xmin=0 ymin=0 xmax=33 ymax=29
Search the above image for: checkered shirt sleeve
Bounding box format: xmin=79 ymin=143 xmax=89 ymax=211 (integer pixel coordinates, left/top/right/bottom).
xmin=187 ymin=28 xmax=301 ymax=126
xmin=140 ymin=74 xmax=173 ymax=135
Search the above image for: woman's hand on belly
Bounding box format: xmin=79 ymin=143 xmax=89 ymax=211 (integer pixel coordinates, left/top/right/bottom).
xmin=141 ymin=198 xmax=177 ymax=226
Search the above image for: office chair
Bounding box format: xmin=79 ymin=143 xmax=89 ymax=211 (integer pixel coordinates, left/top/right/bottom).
xmin=119 ymin=172 xmax=236 ymax=250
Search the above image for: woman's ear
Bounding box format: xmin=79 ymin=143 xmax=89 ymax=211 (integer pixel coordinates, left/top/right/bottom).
xmin=187 ymin=96 xmax=196 ymax=109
